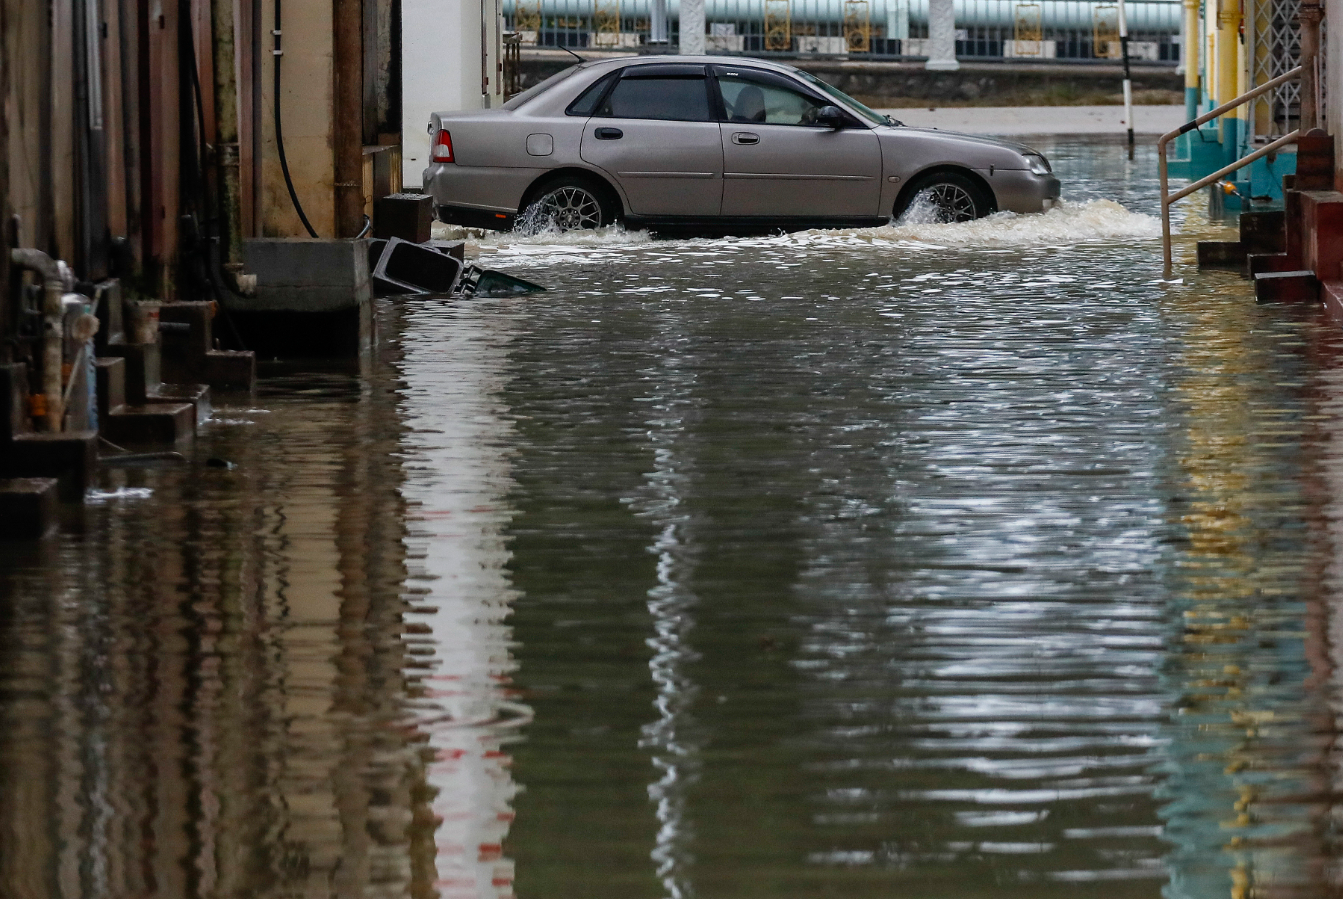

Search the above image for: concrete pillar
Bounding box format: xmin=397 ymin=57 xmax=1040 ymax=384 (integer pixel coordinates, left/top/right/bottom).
xmin=1183 ymin=0 xmax=1200 ymax=120
xmin=925 ymin=0 xmax=958 ymax=71
xmin=1299 ymin=0 xmax=1322 ymax=131
xmin=1216 ymin=0 xmax=1241 ymax=162
xmin=680 ymin=0 xmax=705 ymax=54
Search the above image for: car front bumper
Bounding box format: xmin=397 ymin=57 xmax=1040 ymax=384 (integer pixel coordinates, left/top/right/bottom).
xmin=988 ymin=170 xmax=1062 ymax=214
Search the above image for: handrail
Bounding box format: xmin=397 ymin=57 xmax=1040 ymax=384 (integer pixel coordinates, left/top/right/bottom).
xmin=1158 ymin=65 xmax=1303 ymax=280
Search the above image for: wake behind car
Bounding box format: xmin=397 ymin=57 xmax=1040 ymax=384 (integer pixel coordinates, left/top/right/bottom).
xmin=423 ymin=56 xmax=1061 ymax=234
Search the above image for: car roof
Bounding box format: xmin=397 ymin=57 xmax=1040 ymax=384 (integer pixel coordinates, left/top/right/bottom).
xmin=579 ymin=54 xmax=802 ymax=76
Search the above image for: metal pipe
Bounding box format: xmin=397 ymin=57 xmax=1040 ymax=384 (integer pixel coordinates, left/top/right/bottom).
xmin=1156 ymin=64 xmax=1302 ymax=278
xmin=211 ymin=0 xmax=258 ymax=293
xmin=333 ymin=0 xmax=365 ymax=237
xmin=1118 ymin=0 xmax=1133 ymax=150
xmin=11 ymin=248 xmax=66 ymax=432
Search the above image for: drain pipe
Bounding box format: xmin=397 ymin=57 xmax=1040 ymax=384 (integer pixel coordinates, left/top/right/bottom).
xmin=11 ymin=248 xmax=69 ymax=432
xmin=210 ymin=0 xmax=258 ymax=295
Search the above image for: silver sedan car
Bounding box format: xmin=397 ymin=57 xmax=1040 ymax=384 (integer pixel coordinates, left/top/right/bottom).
xmin=423 ymin=56 xmax=1060 ymax=233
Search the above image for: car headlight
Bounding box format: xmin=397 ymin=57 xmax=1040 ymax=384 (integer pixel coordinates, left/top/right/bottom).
xmin=1025 ymin=154 xmax=1051 ymax=176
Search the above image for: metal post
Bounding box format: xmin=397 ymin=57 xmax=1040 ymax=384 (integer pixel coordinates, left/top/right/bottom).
xmin=1118 ymin=0 xmax=1134 ymax=152
xmin=651 ymin=0 xmax=667 ymax=43
xmin=925 ymin=0 xmax=958 ymax=70
xmin=211 ymin=0 xmax=258 ymax=291
xmin=333 ymin=0 xmax=366 ymax=236
xmin=680 ymin=0 xmax=705 ymax=53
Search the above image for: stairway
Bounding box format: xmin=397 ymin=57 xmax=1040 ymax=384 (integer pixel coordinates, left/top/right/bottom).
xmin=1195 ymin=130 xmax=1340 ymax=306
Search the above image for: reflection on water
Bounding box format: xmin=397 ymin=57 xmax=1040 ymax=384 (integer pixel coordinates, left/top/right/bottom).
xmin=5 ymin=136 xmax=1343 ymax=898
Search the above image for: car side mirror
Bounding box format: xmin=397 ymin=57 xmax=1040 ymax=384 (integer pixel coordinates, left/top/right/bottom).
xmin=816 ymin=105 xmax=845 ymax=128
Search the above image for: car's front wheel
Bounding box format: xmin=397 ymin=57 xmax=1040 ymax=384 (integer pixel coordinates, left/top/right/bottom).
xmin=895 ymin=171 xmax=995 ymax=224
xmin=518 ymin=176 xmax=619 ymax=233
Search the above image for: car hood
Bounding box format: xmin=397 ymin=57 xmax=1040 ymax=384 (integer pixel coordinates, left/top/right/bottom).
xmin=879 ymin=124 xmax=1043 ymax=157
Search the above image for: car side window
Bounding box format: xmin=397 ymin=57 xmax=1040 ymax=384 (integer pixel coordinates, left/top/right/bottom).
xmin=596 ymin=75 xmax=711 ymax=122
xmin=713 ymin=68 xmax=827 ymax=126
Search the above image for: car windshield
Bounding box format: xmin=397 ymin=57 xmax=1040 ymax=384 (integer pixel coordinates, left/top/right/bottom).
xmin=502 ymin=65 xmax=583 ymax=110
xmin=792 ymin=69 xmax=890 ymax=126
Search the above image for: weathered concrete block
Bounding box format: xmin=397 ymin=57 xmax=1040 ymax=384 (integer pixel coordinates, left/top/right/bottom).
xmin=0 ymin=478 xmax=58 ymax=539
xmin=1322 ymin=280 xmax=1343 ymax=324
xmin=240 ymin=239 xmax=373 ymax=313
xmin=1285 ymin=189 xmax=1305 ymax=266
xmin=94 ymin=278 xmax=125 ymax=352
xmin=1197 ymin=241 xmax=1247 ymax=269
xmin=102 ymin=403 xmax=195 ymax=447
xmin=1255 ymin=269 xmax=1319 ymax=304
xmin=0 ymin=362 xmax=32 ymax=443
xmin=1239 ymin=210 xmax=1285 ymax=255
xmin=4 ymin=432 xmax=98 ymax=501
xmin=103 ymin=343 xmax=161 ymax=404
xmin=374 ymin=193 xmax=434 ymax=242
xmin=1300 ymin=191 xmax=1343 ymax=282
xmin=1246 ymin=253 xmax=1295 ymax=279
xmin=1295 ymin=129 xmax=1335 ymax=191
xmin=95 ymin=357 xmax=127 ymax=419
xmin=202 ymin=350 xmax=256 ymax=390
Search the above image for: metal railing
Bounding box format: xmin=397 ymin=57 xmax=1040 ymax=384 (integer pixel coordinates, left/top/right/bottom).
xmin=505 ymin=0 xmax=1183 ymax=60
xmin=1157 ymin=65 xmax=1302 ymax=279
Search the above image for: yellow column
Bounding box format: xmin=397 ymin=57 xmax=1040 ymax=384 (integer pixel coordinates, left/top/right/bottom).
xmin=1184 ymin=0 xmax=1201 ymax=117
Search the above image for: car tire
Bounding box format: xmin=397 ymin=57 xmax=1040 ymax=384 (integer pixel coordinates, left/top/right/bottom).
xmin=518 ymin=176 xmax=619 ymax=233
xmin=895 ymin=171 xmax=995 ymax=223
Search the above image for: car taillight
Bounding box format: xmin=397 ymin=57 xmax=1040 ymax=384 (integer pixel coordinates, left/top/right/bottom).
xmin=431 ymin=129 xmax=454 ymax=163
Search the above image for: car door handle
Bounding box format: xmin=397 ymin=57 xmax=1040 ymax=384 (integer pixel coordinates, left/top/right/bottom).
xmin=595 ymin=127 xmax=623 ymax=140
xmin=731 ymin=132 xmax=760 ymax=145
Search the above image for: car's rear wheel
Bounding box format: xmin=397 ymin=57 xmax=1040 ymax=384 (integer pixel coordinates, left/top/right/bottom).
xmin=895 ymin=171 xmax=995 ymax=223
xmin=518 ymin=176 xmax=618 ymax=233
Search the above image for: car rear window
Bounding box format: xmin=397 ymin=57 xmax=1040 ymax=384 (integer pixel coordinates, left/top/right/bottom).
xmin=503 ymin=64 xmax=582 ymax=110
xmin=597 ymin=70 xmax=711 ymax=122
xmin=567 ymin=71 xmax=619 ymax=116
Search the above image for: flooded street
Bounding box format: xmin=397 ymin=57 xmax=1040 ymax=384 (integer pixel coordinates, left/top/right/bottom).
xmin=6 ymin=136 xmax=1343 ymax=899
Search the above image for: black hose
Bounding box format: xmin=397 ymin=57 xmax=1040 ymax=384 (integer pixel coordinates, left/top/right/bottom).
xmin=274 ymin=0 xmax=319 ymax=239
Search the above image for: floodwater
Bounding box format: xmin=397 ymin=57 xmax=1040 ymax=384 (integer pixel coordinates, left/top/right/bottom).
xmin=3 ymin=136 xmax=1342 ymax=899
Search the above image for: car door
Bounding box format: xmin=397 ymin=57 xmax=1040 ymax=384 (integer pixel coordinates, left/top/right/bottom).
xmin=711 ymin=66 xmax=882 ymax=219
xmin=578 ymin=64 xmax=723 ymax=217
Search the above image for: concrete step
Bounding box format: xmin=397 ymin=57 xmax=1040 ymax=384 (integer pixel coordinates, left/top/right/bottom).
xmin=159 ymin=301 xmax=257 ymax=391
xmin=102 ymin=342 xmax=161 ymax=404
xmin=151 ymin=383 xmax=209 ymax=424
xmin=1246 ymin=253 xmax=1299 ymax=279
xmin=101 ymin=403 xmax=195 ymax=447
xmin=95 ymin=356 xmax=126 ymax=420
xmin=2 ymin=431 xmax=98 ymax=500
xmin=1300 ymin=190 xmax=1343 ymax=282
xmin=1239 ymin=210 xmax=1286 ymax=255
xmin=1 ymin=361 xmax=33 ymax=443
xmin=1197 ymin=240 xmax=1247 ymax=269
xmin=1255 ymin=269 xmax=1320 ymax=303
xmin=203 ymin=350 xmax=255 ymax=390
xmin=0 ymin=477 xmax=59 ymax=539
xmin=1322 ymin=280 xmax=1343 ymax=324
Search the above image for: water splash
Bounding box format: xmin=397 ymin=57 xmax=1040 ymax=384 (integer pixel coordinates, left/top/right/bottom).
xmin=467 ymin=199 xmax=1158 ymax=269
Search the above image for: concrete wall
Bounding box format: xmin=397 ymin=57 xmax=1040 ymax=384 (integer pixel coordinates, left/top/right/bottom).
xmin=402 ymin=0 xmax=505 ymax=189
xmin=259 ymin=0 xmax=337 ymax=237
